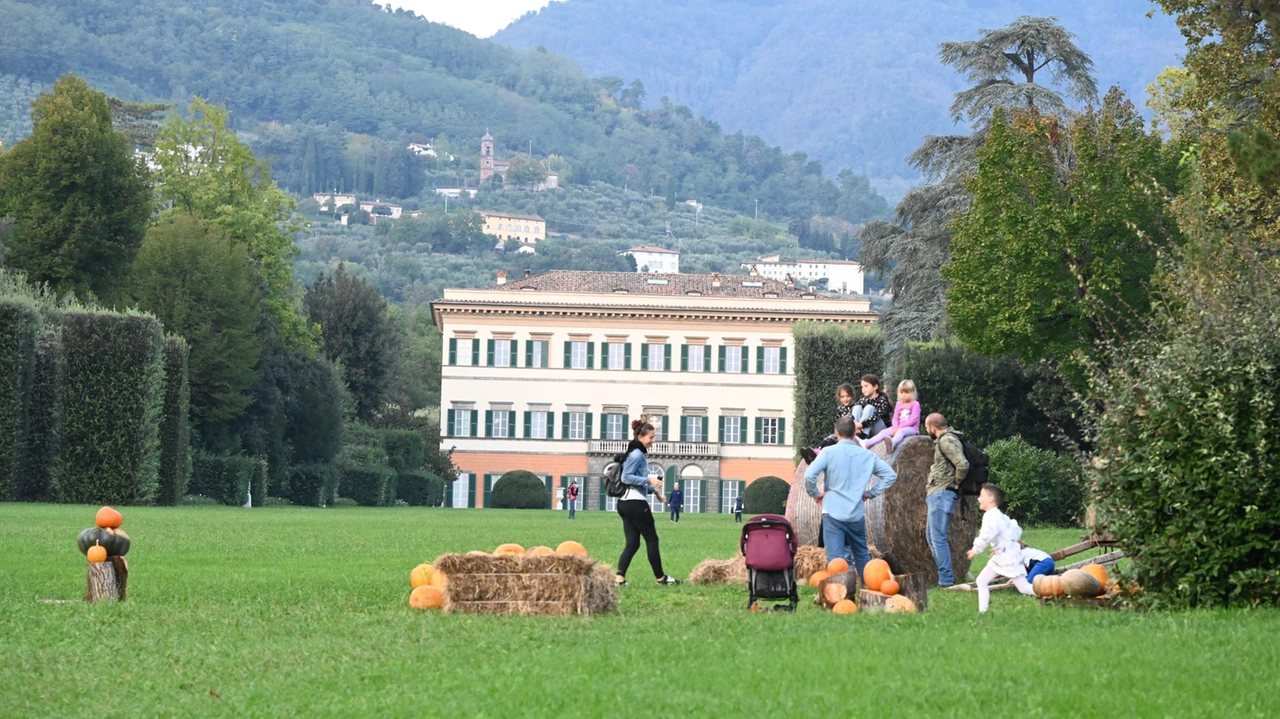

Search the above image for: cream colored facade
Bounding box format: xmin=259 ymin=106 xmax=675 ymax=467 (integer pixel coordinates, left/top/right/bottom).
xmin=744 ymin=256 xmax=865 ymax=294
xmin=480 ymin=211 xmax=546 ymax=244
xmin=432 ymin=272 xmax=876 ymax=512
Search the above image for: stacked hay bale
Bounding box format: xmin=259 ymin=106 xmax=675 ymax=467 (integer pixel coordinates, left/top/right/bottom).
xmin=689 ymin=555 xmax=748 ymax=585
xmin=433 ymin=553 xmax=617 ymax=616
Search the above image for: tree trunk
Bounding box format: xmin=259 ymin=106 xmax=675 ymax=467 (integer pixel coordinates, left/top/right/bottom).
xmin=85 ymin=557 xmax=128 ymax=603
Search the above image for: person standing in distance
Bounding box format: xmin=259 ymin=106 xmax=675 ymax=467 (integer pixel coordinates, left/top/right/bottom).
xmin=733 ymin=494 xmax=744 ymax=523
xmin=924 ymin=413 xmax=969 ymax=587
xmin=615 ymin=419 xmax=681 ymax=586
xmin=566 ymin=480 xmax=579 ymax=519
xmin=668 ymin=482 xmax=684 ymax=523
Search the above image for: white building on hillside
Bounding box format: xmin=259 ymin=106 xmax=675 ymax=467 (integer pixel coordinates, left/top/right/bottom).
xmin=431 ymin=270 xmax=876 ymax=512
xmin=621 ymin=246 xmax=680 ymax=274
xmin=742 ymin=256 xmax=865 ymax=294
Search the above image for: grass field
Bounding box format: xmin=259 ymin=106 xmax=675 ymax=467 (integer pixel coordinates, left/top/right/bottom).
xmin=2 ymin=504 xmax=1277 ymax=718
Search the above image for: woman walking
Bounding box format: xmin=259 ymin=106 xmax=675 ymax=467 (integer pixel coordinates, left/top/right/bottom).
xmin=616 ymin=418 xmax=681 ymax=586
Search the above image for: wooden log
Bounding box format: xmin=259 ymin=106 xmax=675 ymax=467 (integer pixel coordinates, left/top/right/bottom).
xmin=111 ymin=555 xmax=129 ymax=601
xmin=891 ymin=571 xmax=928 ymax=612
xmin=857 ymin=589 xmax=894 ymax=612
xmin=86 ymin=562 xmax=120 ymax=603
xmin=815 ymin=570 xmax=860 ymax=608
xmin=864 ymin=435 xmax=976 ymax=585
xmin=1056 ymin=551 xmax=1125 ymax=573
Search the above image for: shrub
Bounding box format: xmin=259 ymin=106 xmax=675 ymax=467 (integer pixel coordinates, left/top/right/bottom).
xmin=382 ymin=429 xmax=425 ymax=473
xmin=189 ymin=451 xmax=257 ymax=506
xmin=743 ymin=476 xmax=789 ymax=514
xmin=396 ymin=471 xmax=444 ymax=506
xmin=54 ymin=310 xmax=165 ymax=504
xmin=180 ymin=494 xmax=219 ymax=506
xmin=289 ymin=462 xmax=338 ymax=507
xmin=286 ymin=353 xmax=344 ymax=464
xmin=793 ymin=322 xmax=883 ymax=449
xmin=157 ymin=336 xmax=191 ymax=506
xmin=489 ymin=470 xmax=550 ymax=509
xmin=250 ymin=456 xmax=269 ymax=506
xmin=895 ymin=342 xmax=1062 ymax=450
xmin=985 ymin=437 xmax=1085 ymax=526
xmin=340 ymin=465 xmax=394 ymax=506
xmin=0 ymin=296 xmax=38 ymax=500
xmin=18 ymin=325 xmax=62 ymax=502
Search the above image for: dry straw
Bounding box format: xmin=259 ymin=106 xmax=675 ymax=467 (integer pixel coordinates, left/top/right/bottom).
xmin=690 ymin=556 xmax=748 ymax=585
xmin=434 ymin=553 xmax=618 ymax=616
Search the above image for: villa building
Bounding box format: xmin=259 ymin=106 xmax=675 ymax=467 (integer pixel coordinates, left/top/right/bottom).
xmin=743 ymin=256 xmax=865 ymax=294
xmin=622 ymin=246 xmax=680 ymax=274
xmin=480 ymin=211 xmax=547 ymax=244
xmin=431 ymin=270 xmax=876 ymax=513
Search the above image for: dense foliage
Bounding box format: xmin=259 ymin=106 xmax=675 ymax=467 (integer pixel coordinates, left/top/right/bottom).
xmin=157 ymin=336 xmax=191 ymax=506
xmin=0 ymin=296 xmax=37 ymax=499
xmin=189 ymin=451 xmax=258 ymax=506
xmin=985 ymin=437 xmax=1085 ymax=527
xmin=742 ymin=476 xmax=789 ymax=515
xmin=489 ymin=470 xmax=550 ymax=510
xmin=792 ymin=322 xmax=883 ymax=450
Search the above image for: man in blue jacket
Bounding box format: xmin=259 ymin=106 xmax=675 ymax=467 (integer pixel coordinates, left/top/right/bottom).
xmin=668 ymin=482 xmax=684 ymax=523
xmin=804 ymin=415 xmax=898 ymax=578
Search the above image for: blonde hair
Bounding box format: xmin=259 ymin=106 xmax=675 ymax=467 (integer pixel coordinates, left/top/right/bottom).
xmin=897 ymin=379 xmax=918 ymax=401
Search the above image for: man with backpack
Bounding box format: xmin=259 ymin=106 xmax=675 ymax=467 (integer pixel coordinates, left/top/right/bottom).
xmin=924 ymin=413 xmax=971 ymax=587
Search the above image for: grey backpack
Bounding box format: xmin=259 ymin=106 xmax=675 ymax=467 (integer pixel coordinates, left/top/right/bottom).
xmin=603 ymin=453 xmax=628 ymax=498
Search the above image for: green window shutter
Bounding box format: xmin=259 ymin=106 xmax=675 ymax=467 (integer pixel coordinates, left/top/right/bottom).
xmin=471 ymin=340 xmax=480 ymax=366
xmin=448 ymin=338 xmax=457 ymax=365
xmin=510 ymin=340 xmax=518 ymax=367
xmin=680 ymin=416 xmax=688 ymax=442
xmin=717 ymin=345 xmax=725 ymax=373
xmin=587 ymin=342 xmax=595 ymax=369
xmin=599 ymin=413 xmax=607 ymax=439
xmin=600 ymin=342 xmax=608 ymax=369
xmin=484 ymin=474 xmax=493 ymax=507
xmin=447 ymin=410 xmax=455 ymax=437
xmin=623 ymin=415 xmax=630 ymax=438
xmin=664 ymin=343 xmax=672 ymax=370
xmin=718 ymin=416 xmax=725 ymax=443
xmin=524 ymin=340 xmax=533 ymax=367
xmin=585 ymin=413 xmax=594 ymax=440
xmin=546 ymin=412 xmax=555 ymax=440
xmin=485 ymin=410 xmax=493 ymax=438
xmin=487 ymin=339 xmax=495 ymax=366
xmin=756 ymin=346 xmax=764 ymax=374
xmin=680 ymin=344 xmax=689 ymax=371
xmin=780 ymin=347 xmax=788 ymax=374
xmin=741 ymin=347 xmax=750 ymax=373
xmin=597 ymin=477 xmax=606 ymax=510
xmin=563 ymin=341 xmax=572 ymax=368
xmin=640 ymin=343 xmax=650 ymax=370
xmin=468 ymin=475 xmax=475 ymax=507
xmin=754 ymin=417 xmax=763 ymax=444
xmin=778 ymin=418 xmax=787 ymax=446
xmin=704 ymin=347 xmax=712 ymax=372
xmin=624 ymin=343 xmax=632 ymax=370
xmin=523 ymin=411 xmax=532 ymax=439
xmin=561 ymin=412 xmax=570 ymax=439
xmin=469 ymin=410 xmax=478 ymax=437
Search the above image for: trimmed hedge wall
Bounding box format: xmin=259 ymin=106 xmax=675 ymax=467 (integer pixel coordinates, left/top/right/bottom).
xmin=743 ymin=476 xmax=789 ymax=514
xmin=490 ymin=470 xmax=550 ymax=509
xmin=341 ymin=465 xmax=394 ymax=506
xmin=383 ymin=429 xmax=425 ymax=473
xmin=289 ymin=461 xmax=338 ymax=507
xmin=54 ymin=310 xmax=165 ymax=505
xmin=397 ymin=471 xmax=444 ymax=506
xmin=18 ymin=326 xmax=62 ymax=502
xmin=793 ymin=322 xmax=884 ymax=449
xmin=0 ymin=297 xmax=38 ymax=500
xmin=189 ymin=451 xmax=256 ymax=506
xmin=157 ymin=336 xmax=191 ymax=506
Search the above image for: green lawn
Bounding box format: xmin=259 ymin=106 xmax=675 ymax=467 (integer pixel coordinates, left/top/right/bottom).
xmin=1 ymin=505 xmax=1276 ymax=718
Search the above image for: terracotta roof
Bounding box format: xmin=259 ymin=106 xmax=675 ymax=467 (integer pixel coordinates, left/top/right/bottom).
xmin=624 ymin=246 xmax=680 ymax=254
xmin=479 ymin=211 xmax=545 ymax=222
xmin=746 ymin=258 xmax=862 ymax=267
xmin=493 ymin=270 xmax=826 ymax=298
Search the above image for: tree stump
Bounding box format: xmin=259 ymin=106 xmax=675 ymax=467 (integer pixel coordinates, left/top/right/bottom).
xmin=815 ymin=570 xmax=861 ymax=609
xmin=86 ymin=557 xmax=128 ymax=603
xmin=858 ymin=574 xmax=927 ymax=613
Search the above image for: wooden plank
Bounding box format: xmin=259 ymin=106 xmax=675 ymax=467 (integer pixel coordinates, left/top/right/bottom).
xmin=1057 ymin=551 xmax=1125 ymax=572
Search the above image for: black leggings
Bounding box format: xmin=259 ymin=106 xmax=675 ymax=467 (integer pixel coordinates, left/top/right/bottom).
xmin=617 ymin=499 xmax=666 ymax=579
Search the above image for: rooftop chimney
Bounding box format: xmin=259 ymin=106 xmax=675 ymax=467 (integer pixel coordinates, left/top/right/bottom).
xmin=524 ymin=269 xmax=532 ymax=279
xmin=495 ymin=270 xmax=507 ymax=285
xmin=711 ymin=272 xmax=721 ymax=288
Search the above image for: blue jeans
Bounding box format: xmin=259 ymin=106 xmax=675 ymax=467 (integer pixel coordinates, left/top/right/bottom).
xmin=822 ymin=515 xmax=871 ymax=579
xmin=1026 ymin=557 xmax=1055 ymax=584
xmin=926 ymin=490 xmax=957 ymax=585
xmin=567 ymin=496 xmax=576 ymax=519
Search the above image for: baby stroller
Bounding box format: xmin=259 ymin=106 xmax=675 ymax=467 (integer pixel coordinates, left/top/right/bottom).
xmin=740 ymin=514 xmax=799 ymax=611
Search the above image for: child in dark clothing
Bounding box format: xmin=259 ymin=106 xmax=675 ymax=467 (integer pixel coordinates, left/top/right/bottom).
xmin=800 ymin=383 xmax=857 ymax=465
xmin=852 ymin=374 xmax=892 ymax=440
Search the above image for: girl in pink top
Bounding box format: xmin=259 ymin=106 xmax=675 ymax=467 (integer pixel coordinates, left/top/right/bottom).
xmin=861 ymin=380 xmax=920 ymax=452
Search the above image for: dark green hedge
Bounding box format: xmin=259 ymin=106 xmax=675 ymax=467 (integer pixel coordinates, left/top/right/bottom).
xmin=340 ymin=464 xmax=394 ymax=506
xmin=286 ymin=353 xmax=344 ymax=465
xmin=18 ymin=326 xmax=62 ymax=502
xmin=743 ymin=475 xmax=789 ymax=514
xmin=54 ymin=310 xmax=165 ymax=504
xmin=382 ymin=429 xmax=425 ymax=473
xmin=289 ymin=461 xmax=338 ymax=507
xmin=396 ymin=471 xmax=444 ymax=506
xmin=157 ymin=336 xmax=191 ymax=506
xmin=793 ymin=322 xmax=883 ymax=449
xmin=189 ymin=451 xmax=256 ymax=506
xmin=985 ymin=437 xmax=1085 ymax=526
xmin=490 ymin=469 xmax=549 ymax=509
xmin=250 ymin=456 xmax=269 ymax=506
xmin=0 ymin=297 xmax=38 ymax=500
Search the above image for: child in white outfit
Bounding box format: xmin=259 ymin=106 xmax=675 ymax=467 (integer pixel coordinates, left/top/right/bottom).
xmin=966 ymin=484 xmax=1036 ymax=612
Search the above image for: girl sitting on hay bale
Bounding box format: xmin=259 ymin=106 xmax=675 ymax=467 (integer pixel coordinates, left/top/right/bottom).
xmin=800 ymin=382 xmax=858 ymax=465
xmin=615 ymin=418 xmax=681 ymax=587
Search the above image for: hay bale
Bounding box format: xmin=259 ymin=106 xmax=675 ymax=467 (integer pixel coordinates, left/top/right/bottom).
xmin=795 ymin=545 xmax=828 ymax=582
xmin=786 ymin=460 xmax=823 ymax=546
xmin=434 ymin=553 xmax=617 ymax=616
xmin=690 ymin=556 xmax=748 ymax=585
xmin=864 ymin=435 xmax=977 ymax=585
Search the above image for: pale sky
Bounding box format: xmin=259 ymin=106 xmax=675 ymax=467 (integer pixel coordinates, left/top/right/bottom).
xmin=388 ymin=0 xmax=561 ymax=38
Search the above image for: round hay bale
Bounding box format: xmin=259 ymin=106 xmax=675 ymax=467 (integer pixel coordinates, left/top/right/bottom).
xmin=794 ymin=545 xmax=828 ymax=582
xmin=864 ymin=434 xmax=977 ymax=585
xmin=786 ymin=461 xmax=823 ymax=546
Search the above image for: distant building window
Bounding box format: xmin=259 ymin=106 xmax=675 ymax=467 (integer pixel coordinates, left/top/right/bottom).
xmin=494 ymin=340 xmax=511 ymax=367
xmin=688 ymin=345 xmax=705 ymax=373
xmin=723 ymin=416 xmax=742 ymax=444
xmin=569 ymin=412 xmax=586 ymax=440
xmin=492 ymin=411 xmax=510 ymax=439
xmin=608 ymin=342 xmax=625 ymax=370
xmin=761 ymin=417 xmax=780 ymax=445
xmin=530 ymin=411 xmax=549 ymax=439
xmin=763 ymin=347 xmax=781 ymax=374
xmin=571 ymin=341 xmax=587 ymax=369
xmin=531 ymin=340 xmax=547 ymax=368
xmin=605 ymin=413 xmax=626 ymax=441
xmin=453 ymin=410 xmax=471 ymax=437
xmin=648 ymin=343 xmax=665 ymax=372
xmin=725 ymin=346 xmax=742 ymax=374
xmin=686 ymin=416 xmax=704 ymax=443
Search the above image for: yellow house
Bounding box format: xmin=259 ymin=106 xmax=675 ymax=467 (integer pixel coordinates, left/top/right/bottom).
xmin=480 ymin=211 xmax=546 ymax=244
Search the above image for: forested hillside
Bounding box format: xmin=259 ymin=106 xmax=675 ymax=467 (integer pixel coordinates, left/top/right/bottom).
xmin=0 ymin=0 xmax=886 ymax=224
xmin=496 ymin=0 xmax=1185 ymax=197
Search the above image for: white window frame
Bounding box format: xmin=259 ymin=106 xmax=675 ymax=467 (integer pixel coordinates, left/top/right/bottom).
xmin=532 ymin=340 xmax=545 ymax=368
xmin=685 ymin=479 xmax=701 ymax=514
xmin=453 ymin=409 xmax=471 ymax=437
xmin=569 ymin=412 xmax=586 ymax=440
xmin=761 ymin=417 xmax=780 ymax=445
xmin=530 ymin=411 xmax=548 ymax=439
xmin=608 ymin=342 xmax=624 ymax=370
xmin=606 ymin=413 xmax=626 ymax=441
xmin=723 ymin=416 xmax=742 ymax=445
xmin=460 ymin=338 xmax=473 ymax=366
xmin=763 ymin=346 xmax=781 ymax=374
xmin=686 ymin=416 xmax=704 ymax=443
xmin=725 ymin=345 xmax=742 ymax=374
xmin=492 ymin=411 xmax=510 ymax=439
xmin=648 ymin=343 xmax=664 ymax=372
xmin=648 ymin=466 xmax=665 ymax=512
xmin=688 ymin=345 xmax=705 ymax=373
xmin=494 ymin=340 xmax=511 ymax=367
xmin=452 ymin=473 xmax=470 ymax=508
xmin=605 ymin=495 xmax=618 ymax=512
xmin=571 ymin=341 xmax=587 ymax=369
xmin=721 ymin=481 xmax=740 ymax=514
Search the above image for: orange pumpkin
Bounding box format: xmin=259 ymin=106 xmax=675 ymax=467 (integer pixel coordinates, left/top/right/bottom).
xmin=1082 ymin=563 xmax=1109 ymax=587
xmin=863 ymin=559 xmax=891 ymax=592
xmin=409 ymin=585 xmax=445 ymax=610
xmin=556 ymin=541 xmax=588 ymax=556
xmin=410 ymin=564 xmax=434 ymax=588
xmin=826 ymin=558 xmax=850 ymax=575
xmin=880 ymin=579 xmax=900 ymax=596
xmin=429 ymin=570 xmax=449 ymax=590
xmin=526 ymin=546 xmax=555 ymax=557
xmin=833 ymin=599 xmax=858 ymax=614
xmin=1033 ymin=574 xmax=1065 ymax=597
xmin=95 ymin=506 xmax=123 ymax=529
xmin=493 ymin=543 xmax=526 ymax=556
xmin=87 ymin=544 xmax=108 ymax=563
xmin=808 ymin=570 xmax=831 ymax=587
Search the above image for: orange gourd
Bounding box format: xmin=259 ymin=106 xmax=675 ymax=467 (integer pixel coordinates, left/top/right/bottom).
xmin=556 ymin=541 xmax=588 ymax=556
xmin=494 ymin=543 xmax=526 ymax=556
xmin=833 ymin=599 xmax=858 ymax=614
xmin=429 ymin=570 xmax=448 ymax=590
xmin=526 ymin=546 xmax=555 ymax=557
xmin=885 ymin=595 xmax=918 ymax=613
xmin=410 ymin=564 xmax=433 ymax=588
xmin=95 ymin=506 xmax=123 ymax=529
xmin=87 ymin=544 xmax=107 ymax=563
xmin=1082 ymin=564 xmax=1109 ymax=587
xmin=863 ymin=559 xmax=891 ymax=592
xmin=809 ymin=570 xmax=831 ymax=587
xmin=880 ymin=579 xmax=900 ymax=596
xmin=826 ymin=558 xmax=850 ymax=575
xmin=1060 ymin=569 xmax=1103 ymax=598
xmin=409 ymin=585 xmax=445 ymax=610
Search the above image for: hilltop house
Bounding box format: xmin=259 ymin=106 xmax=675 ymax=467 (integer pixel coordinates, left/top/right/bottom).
xmin=480 ymin=211 xmax=546 ymax=245
xmin=480 ymin=132 xmax=559 ymax=191
xmin=743 ymin=256 xmax=865 ymax=294
xmin=621 ymin=246 xmax=680 ymax=274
